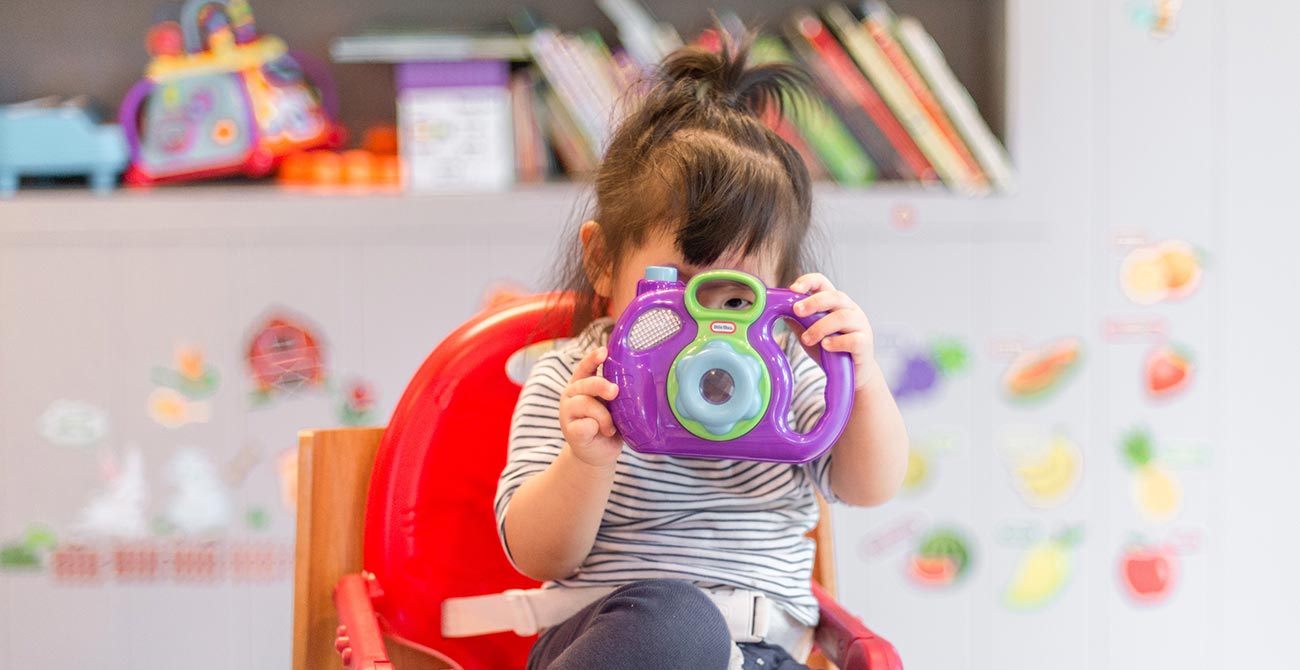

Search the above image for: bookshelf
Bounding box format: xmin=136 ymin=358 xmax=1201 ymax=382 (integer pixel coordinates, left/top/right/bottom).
xmin=0 ymin=1 xmax=1007 ymax=143
xmin=0 ymin=1 xmax=1034 ymax=228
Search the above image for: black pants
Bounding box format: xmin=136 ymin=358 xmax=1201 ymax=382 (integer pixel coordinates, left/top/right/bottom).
xmin=525 ymin=579 xmax=811 ymax=670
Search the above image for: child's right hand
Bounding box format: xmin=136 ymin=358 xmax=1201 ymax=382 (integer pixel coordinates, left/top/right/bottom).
xmin=559 ymin=346 xmax=623 ymax=468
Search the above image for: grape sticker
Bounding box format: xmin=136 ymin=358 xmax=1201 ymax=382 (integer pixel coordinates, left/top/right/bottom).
xmin=1120 ymin=239 xmax=1203 ymax=305
xmin=1121 ymin=428 xmax=1183 ymax=523
xmin=1001 ymin=338 xmax=1083 ymax=403
xmin=890 ymin=338 xmax=970 ymax=403
xmin=1004 ymin=526 xmax=1083 ymax=611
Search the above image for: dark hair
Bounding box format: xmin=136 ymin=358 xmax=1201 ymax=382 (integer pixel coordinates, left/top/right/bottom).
xmin=551 ymin=28 xmax=816 ymax=335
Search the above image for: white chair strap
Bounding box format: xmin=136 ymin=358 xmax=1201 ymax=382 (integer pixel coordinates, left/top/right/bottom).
xmin=441 ymin=586 xmax=770 ymax=643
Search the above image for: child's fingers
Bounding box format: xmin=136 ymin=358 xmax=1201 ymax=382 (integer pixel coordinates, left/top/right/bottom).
xmin=800 ymin=310 xmax=856 ymax=347
xmin=565 ymin=376 xmax=619 ymax=401
xmin=566 ymin=416 xmax=600 ymax=445
xmin=570 ymin=346 xmax=608 ymax=381
xmin=794 ymin=289 xmax=853 ymax=317
xmin=578 ymin=396 xmax=618 ymax=437
xmin=821 ymin=332 xmax=869 ymax=354
xmin=565 ymin=397 xmax=618 ymax=438
xmin=790 ymin=272 xmax=833 ymax=295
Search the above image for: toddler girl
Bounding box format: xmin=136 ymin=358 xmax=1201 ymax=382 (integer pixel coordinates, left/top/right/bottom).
xmin=494 ymin=31 xmax=909 ymax=670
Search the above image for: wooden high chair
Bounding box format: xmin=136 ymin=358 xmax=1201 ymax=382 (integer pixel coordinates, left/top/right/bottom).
xmin=292 ymin=294 xmax=901 ymax=670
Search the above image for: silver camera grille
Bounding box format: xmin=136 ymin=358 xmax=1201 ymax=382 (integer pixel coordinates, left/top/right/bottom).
xmin=627 ymin=308 xmax=682 ymax=351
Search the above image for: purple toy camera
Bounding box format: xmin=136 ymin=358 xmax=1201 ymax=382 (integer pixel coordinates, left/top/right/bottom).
xmin=603 ymin=267 xmax=854 ymax=463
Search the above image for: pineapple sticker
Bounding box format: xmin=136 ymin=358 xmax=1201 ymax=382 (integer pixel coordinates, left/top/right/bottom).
xmin=1121 ymin=429 xmax=1182 ymax=523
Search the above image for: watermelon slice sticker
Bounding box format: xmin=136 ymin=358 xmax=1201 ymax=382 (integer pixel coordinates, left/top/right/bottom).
xmin=1002 ymin=337 xmax=1083 ymax=403
xmin=906 ymin=527 xmax=972 ymax=588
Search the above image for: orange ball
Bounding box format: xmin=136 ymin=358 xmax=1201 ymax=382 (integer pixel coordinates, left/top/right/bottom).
xmin=362 ymin=125 xmax=399 ymax=156
xmin=341 ymin=150 xmax=376 ymax=184
xmin=277 ymin=152 xmax=313 ymax=184
xmin=309 ymin=150 xmax=343 ymax=184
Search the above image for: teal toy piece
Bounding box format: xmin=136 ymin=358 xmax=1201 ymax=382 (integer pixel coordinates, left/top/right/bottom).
xmin=0 ymin=97 xmax=128 ymax=196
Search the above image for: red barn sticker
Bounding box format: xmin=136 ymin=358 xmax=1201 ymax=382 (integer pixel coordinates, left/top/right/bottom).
xmin=245 ymin=310 xmax=327 ymax=404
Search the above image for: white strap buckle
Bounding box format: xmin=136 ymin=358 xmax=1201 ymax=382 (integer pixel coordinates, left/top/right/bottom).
xmin=441 ymin=589 xmax=540 ymax=638
xmin=503 ymin=589 xmax=539 ymax=636
xmin=709 ymin=589 xmax=770 ymax=643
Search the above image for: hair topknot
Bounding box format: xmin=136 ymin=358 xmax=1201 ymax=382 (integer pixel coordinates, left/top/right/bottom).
xmin=656 ymin=29 xmax=811 ymax=118
xmin=546 ymin=23 xmax=819 ymax=336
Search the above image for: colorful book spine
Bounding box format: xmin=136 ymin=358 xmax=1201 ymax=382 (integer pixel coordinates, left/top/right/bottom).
xmin=861 ymin=5 xmax=988 ymax=190
xmin=768 ymin=110 xmax=831 ymax=181
xmin=540 ymin=87 xmax=597 ymax=174
xmin=787 ymin=10 xmax=930 ymax=181
xmin=751 ymin=36 xmax=876 ymax=185
xmin=895 ymin=15 xmax=1017 ymax=193
xmin=822 ymin=4 xmax=977 ymax=193
xmin=527 ymin=27 xmax=609 ymax=155
xmin=510 ymin=70 xmax=547 ymax=182
xmin=786 ymin=26 xmax=903 ymax=179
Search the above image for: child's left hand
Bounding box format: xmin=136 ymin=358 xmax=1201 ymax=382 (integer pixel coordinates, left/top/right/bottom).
xmin=790 ymin=273 xmax=879 ymax=391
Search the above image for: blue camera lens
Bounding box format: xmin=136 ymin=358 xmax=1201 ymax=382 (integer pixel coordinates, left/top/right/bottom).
xmin=700 ymin=368 xmax=735 ymax=405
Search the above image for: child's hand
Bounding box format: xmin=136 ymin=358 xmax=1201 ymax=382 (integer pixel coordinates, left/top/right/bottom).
xmin=559 ymin=346 xmax=623 ymax=468
xmin=790 ymin=273 xmax=879 ymax=391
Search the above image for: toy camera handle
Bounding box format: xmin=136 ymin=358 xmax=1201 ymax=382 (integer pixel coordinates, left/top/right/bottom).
xmin=759 ymin=288 xmax=856 ymax=456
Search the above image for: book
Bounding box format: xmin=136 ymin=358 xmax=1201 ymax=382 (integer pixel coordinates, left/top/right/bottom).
xmin=786 ymin=10 xmax=928 ymax=181
xmin=822 ymin=4 xmax=977 ymax=193
xmin=860 ymin=2 xmax=987 ymax=189
xmin=540 ymin=86 xmax=597 ymax=175
xmin=510 ymin=70 xmax=548 ymax=182
xmin=330 ymin=29 xmax=530 ymax=63
xmin=396 ymin=61 xmax=516 ymax=192
xmin=767 ymin=109 xmax=831 ymax=182
xmin=597 ymin=0 xmax=684 ymax=69
xmin=894 ymin=15 xmax=1017 ymax=192
xmin=750 ymin=36 xmax=876 ymax=185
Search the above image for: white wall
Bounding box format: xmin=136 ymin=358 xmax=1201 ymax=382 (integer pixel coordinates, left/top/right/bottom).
xmin=1 ymin=1 xmax=1297 ymax=668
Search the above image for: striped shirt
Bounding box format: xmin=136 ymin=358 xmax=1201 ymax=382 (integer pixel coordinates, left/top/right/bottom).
xmin=494 ymin=317 xmax=838 ymax=626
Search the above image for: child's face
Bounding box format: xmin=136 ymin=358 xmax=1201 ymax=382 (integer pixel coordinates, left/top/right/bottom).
xmin=598 ymin=226 xmax=780 ymax=321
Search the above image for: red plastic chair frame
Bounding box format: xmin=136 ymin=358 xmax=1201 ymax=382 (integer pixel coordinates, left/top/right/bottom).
xmin=305 ymin=293 xmax=902 ymax=670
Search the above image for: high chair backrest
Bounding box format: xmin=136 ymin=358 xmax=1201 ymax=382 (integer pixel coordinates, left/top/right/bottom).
xmin=362 ymin=293 xmax=576 ymax=670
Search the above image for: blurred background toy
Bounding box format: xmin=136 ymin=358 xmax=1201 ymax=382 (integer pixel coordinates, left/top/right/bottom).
xmin=0 ymin=97 xmax=128 ymax=196
xmin=276 ymin=124 xmax=401 ymax=190
xmin=118 ymin=0 xmax=344 ymax=185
